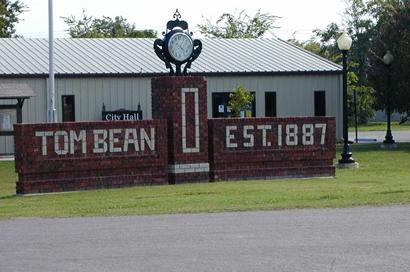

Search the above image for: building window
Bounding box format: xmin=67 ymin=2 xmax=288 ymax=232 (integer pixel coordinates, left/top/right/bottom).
xmin=62 ymin=95 xmax=75 ymax=122
xmin=212 ymin=92 xmax=256 ymax=118
xmin=265 ymin=92 xmax=277 ymax=117
xmin=314 ymin=91 xmax=326 ymax=116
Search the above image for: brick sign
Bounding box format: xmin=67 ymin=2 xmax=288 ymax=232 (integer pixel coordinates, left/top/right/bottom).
xmin=14 ymin=120 xmax=168 ymax=194
xmin=152 ymin=76 xmax=209 ymax=184
xmin=14 ymin=76 xmax=337 ymax=194
xmin=208 ymin=117 xmax=336 ymax=181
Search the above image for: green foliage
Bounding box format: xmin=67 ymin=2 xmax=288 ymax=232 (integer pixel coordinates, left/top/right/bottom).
xmin=288 ymin=0 xmax=404 ymax=123
xmin=228 ymin=85 xmax=254 ymax=117
xmin=197 ymin=9 xmax=279 ymax=38
xmin=62 ymin=10 xmax=157 ymax=38
xmin=347 ymin=73 xmax=376 ymax=125
xmin=366 ymin=0 xmax=410 ymax=114
xmin=297 ymin=0 xmax=410 ymax=116
xmin=0 ymin=0 xmax=26 ymax=37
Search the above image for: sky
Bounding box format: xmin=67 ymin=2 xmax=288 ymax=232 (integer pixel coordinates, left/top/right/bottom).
xmin=15 ymin=0 xmax=347 ymax=41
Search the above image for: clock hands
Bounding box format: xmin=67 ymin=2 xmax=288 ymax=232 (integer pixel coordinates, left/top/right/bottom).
xmin=153 ymin=10 xmax=202 ymax=75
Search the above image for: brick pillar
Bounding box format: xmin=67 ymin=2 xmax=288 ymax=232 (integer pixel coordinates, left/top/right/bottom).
xmin=151 ymin=76 xmax=209 ymax=184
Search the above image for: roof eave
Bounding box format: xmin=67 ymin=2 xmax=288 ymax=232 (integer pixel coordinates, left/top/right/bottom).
xmin=0 ymin=70 xmax=342 ymax=79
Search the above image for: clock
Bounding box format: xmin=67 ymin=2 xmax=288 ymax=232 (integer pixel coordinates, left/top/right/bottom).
xmin=167 ymin=32 xmax=194 ymax=62
xmin=153 ymin=10 xmax=202 ymax=75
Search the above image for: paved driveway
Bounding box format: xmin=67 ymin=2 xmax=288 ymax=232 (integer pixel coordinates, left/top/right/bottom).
xmin=349 ymin=130 xmax=410 ymax=143
xmin=1 ymin=205 xmax=409 ymax=272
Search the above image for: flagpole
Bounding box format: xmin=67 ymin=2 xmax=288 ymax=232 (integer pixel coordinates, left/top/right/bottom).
xmin=48 ymin=0 xmax=57 ymax=122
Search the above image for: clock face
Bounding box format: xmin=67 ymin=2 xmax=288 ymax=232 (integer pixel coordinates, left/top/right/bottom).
xmin=168 ymin=32 xmax=194 ymax=62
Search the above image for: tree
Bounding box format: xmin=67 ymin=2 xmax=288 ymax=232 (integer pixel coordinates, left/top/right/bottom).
xmin=366 ymin=0 xmax=410 ymax=114
xmin=63 ymin=11 xmax=157 ymax=38
xmin=0 ymin=0 xmax=26 ymax=37
xmin=347 ymin=72 xmax=375 ymax=125
xmin=289 ymin=0 xmax=382 ymax=124
xmin=228 ymin=85 xmax=254 ymax=117
xmin=197 ymin=9 xmax=279 ymax=38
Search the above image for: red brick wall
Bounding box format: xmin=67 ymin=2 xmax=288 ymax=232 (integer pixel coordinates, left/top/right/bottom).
xmin=14 ymin=120 xmax=168 ymax=194
xmin=13 ymin=76 xmax=338 ymax=194
xmin=152 ymin=76 xmax=209 ymax=183
xmin=208 ymin=117 xmax=336 ymax=181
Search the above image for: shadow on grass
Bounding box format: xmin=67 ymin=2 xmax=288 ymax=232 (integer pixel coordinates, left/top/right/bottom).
xmin=374 ymin=190 xmax=410 ymax=195
xmin=0 ymin=194 xmax=16 ymax=200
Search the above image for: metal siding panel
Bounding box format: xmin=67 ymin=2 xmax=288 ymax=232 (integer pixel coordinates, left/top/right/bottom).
xmin=85 ymin=79 xmax=96 ymax=120
xmin=138 ymin=78 xmax=150 ymax=120
xmin=55 ymin=80 xmax=62 ymax=122
xmin=102 ymin=78 xmax=111 ymax=112
xmin=95 ymin=79 xmax=104 ymax=121
xmin=145 ymin=79 xmax=152 ymax=119
xmin=124 ymin=80 xmax=132 ymax=110
xmin=131 ymin=80 xmax=140 ymax=115
xmin=0 ymin=136 xmax=5 ymax=154
xmin=116 ymin=79 xmax=126 ymax=109
xmin=114 ymin=78 xmax=120 ymax=109
xmin=71 ymin=80 xmax=83 ymax=121
xmin=0 ymin=136 xmax=14 ymax=154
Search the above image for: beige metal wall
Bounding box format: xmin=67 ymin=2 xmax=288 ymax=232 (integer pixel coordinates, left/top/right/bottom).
xmin=55 ymin=77 xmax=152 ymax=121
xmin=207 ymin=74 xmax=342 ymax=137
xmin=0 ymin=74 xmax=342 ymax=154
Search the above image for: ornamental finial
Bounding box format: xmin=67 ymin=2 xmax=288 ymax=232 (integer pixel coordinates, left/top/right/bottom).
xmin=173 ymin=9 xmax=181 ymax=20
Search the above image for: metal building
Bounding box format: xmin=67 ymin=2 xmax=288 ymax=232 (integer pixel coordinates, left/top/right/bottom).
xmin=0 ymin=38 xmax=342 ymax=154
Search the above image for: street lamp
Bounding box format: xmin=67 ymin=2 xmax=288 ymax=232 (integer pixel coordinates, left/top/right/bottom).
xmin=337 ymin=33 xmax=357 ymax=167
xmin=382 ymin=50 xmax=395 ymax=145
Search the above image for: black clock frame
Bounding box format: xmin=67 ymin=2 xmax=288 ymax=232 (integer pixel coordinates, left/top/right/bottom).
xmin=154 ymin=10 xmax=202 ymax=75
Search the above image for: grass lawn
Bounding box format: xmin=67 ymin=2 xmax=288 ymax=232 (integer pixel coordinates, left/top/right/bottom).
xmin=350 ymin=121 xmax=410 ymax=132
xmin=1 ymin=144 xmax=410 ymax=219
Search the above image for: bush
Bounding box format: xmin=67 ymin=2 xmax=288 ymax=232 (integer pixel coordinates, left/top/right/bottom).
xmin=228 ymin=85 xmax=254 ymax=117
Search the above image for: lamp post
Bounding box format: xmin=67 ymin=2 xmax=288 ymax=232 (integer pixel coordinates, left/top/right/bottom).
xmin=354 ymin=89 xmax=358 ymax=143
xmin=382 ymin=50 xmax=395 ymax=145
xmin=337 ymin=33 xmax=357 ymax=166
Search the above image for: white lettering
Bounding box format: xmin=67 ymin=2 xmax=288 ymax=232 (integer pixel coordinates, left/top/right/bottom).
xmin=257 ymin=125 xmax=272 ymax=147
xmin=54 ymin=131 xmax=69 ymax=155
xmin=286 ymin=124 xmax=298 ymax=146
xmin=70 ymin=130 xmax=87 ymax=154
xmin=243 ymin=125 xmax=254 ymax=147
xmin=277 ymin=125 xmax=282 ymax=147
xmin=226 ymin=126 xmax=238 ymax=148
xmin=140 ymin=128 xmax=155 ymax=151
xmin=109 ymin=129 xmax=122 ymax=152
xmin=35 ymin=131 xmax=53 ymax=155
xmin=302 ymin=124 xmax=314 ymax=145
xmin=93 ymin=129 xmax=108 ymax=153
xmin=315 ymin=123 xmax=327 ymax=145
xmin=123 ymin=128 xmax=139 ymax=152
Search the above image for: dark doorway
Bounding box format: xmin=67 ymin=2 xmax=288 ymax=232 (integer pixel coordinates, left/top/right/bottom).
xmin=265 ymin=92 xmax=277 ymax=117
xmin=314 ymin=91 xmax=326 ymax=116
xmin=62 ymin=95 xmax=75 ymax=122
